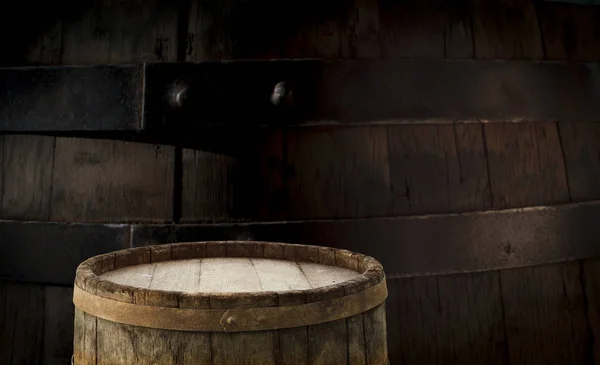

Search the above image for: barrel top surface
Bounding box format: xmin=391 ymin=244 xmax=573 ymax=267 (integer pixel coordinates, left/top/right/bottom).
xmin=99 ymin=257 xmax=361 ymax=293
xmin=73 ymin=241 xmax=387 ymax=331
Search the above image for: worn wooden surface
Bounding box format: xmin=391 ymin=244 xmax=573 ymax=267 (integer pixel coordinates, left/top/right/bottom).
xmin=0 ymin=220 xmax=130 ymax=285
xmin=484 ymin=123 xmax=570 ymax=209
xmin=101 ymin=258 xmax=358 ymax=292
xmin=0 ymin=281 xmax=73 ymax=365
xmin=0 ymin=135 xmax=174 ymax=223
xmin=0 ymin=135 xmax=54 ymax=221
xmin=50 ymin=138 xmax=174 ymax=222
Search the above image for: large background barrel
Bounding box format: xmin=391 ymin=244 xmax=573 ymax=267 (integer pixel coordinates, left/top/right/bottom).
xmin=1 ymin=1 xmax=600 ymax=364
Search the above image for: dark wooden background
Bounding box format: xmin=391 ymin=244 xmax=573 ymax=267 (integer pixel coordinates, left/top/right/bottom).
xmin=2 ymin=0 xmax=600 ymax=364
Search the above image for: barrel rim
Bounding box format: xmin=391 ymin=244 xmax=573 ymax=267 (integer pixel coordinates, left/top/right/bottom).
xmin=74 ymin=241 xmax=386 ymax=309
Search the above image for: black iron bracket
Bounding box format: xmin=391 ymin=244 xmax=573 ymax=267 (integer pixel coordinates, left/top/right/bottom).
xmin=1 ymin=59 xmax=600 ymax=132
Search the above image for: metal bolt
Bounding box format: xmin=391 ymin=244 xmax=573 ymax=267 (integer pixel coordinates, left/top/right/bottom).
xmin=271 ymin=82 xmax=293 ymax=106
xmin=168 ymin=81 xmax=189 ymax=108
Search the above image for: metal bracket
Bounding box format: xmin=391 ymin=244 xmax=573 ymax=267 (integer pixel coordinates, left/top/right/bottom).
xmin=1 ymin=59 xmax=600 ymax=132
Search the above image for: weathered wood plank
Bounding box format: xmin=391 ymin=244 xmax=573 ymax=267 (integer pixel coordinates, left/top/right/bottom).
xmin=340 ymin=0 xmax=381 ymax=58
xmin=308 ymin=319 xmax=348 ymax=365
xmin=471 ymin=0 xmax=544 ymax=59
xmin=24 ymin=13 xmax=62 ymax=66
xmin=582 ymin=258 xmax=600 ymax=363
xmin=131 ymin=200 xmax=600 ymax=277
xmin=284 ymin=126 xmax=392 ymax=219
xmin=558 ymin=122 xmax=600 ymax=202
xmin=50 ymin=137 xmax=174 ymax=222
xmin=445 ymin=0 xmax=474 ymax=58
xmin=44 ymin=286 xmax=74 ymax=365
xmin=538 ymin=2 xmax=600 ymax=61
xmin=394 ymin=276 xmax=440 ymax=364
xmin=347 ymin=313 xmax=366 ymax=365
xmin=312 ymin=4 xmax=342 ymax=59
xmin=363 ymin=304 xmax=388 ymax=365
xmin=385 ymin=279 xmax=401 ymax=365
xmin=0 ymin=220 xmax=130 ymax=285
xmin=500 ymin=261 xmax=588 ymax=364
xmin=0 ymin=281 xmax=17 ymax=364
xmin=181 ymin=149 xmax=236 ymax=222
xmin=0 ymin=135 xmax=54 ymax=220
xmin=379 ymin=0 xmax=446 ymax=58
xmin=484 ymin=123 xmax=570 ymax=209
xmin=186 ymin=0 xmax=235 ymax=61
xmin=388 ymin=123 xmax=491 ymax=215
xmin=393 ymin=272 xmax=506 ymax=365
xmin=277 ymin=291 xmax=309 ymax=365
xmin=210 ymin=288 xmax=277 ymax=365
xmin=0 ymin=282 xmax=46 ymax=365
xmin=61 ymin=0 xmax=178 ymax=65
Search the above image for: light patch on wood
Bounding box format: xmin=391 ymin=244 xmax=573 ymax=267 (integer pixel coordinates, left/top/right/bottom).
xmin=251 ymin=258 xmax=312 ymax=292
xmin=99 ymin=258 xmax=360 ymax=293
xmin=101 ymin=263 xmax=154 ymax=289
xmin=299 ymin=262 xmax=361 ymax=288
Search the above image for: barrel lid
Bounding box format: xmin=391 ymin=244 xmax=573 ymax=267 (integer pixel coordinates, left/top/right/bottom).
xmin=73 ymin=241 xmax=387 ymax=332
xmin=100 ymin=257 xmax=361 ymax=293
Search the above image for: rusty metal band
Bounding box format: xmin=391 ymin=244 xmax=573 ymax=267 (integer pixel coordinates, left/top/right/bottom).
xmin=73 ymin=278 xmax=387 ymax=332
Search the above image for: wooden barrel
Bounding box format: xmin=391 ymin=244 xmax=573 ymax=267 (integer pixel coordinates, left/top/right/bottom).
xmin=3 ymin=1 xmax=600 ymax=365
xmin=72 ymin=241 xmax=388 ymax=365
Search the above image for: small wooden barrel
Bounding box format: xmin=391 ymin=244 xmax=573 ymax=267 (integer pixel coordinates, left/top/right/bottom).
xmin=72 ymin=241 xmax=388 ymax=365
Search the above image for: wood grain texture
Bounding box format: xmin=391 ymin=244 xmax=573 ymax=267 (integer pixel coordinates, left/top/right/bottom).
xmin=308 ymin=319 xmax=349 ymax=365
xmin=312 ymin=3 xmax=342 ymax=59
xmin=0 ymin=134 xmax=55 ymax=221
xmin=388 ymin=123 xmax=491 ymax=215
xmin=44 ymin=286 xmax=74 ymax=365
xmin=377 ymin=0 xmax=472 ymax=59
xmin=181 ymin=149 xmax=236 ymax=222
xmin=363 ymin=304 xmax=388 ymax=365
xmin=24 ymin=16 xmax=63 ymax=66
xmin=379 ymin=0 xmax=446 ymax=58
xmin=385 ymin=279 xmax=401 ymax=364
xmin=484 ymin=123 xmax=570 ymax=209
xmin=445 ymin=0 xmax=474 ymax=58
xmin=391 ymin=272 xmax=507 ymax=365
xmin=471 ymin=0 xmax=544 ymax=59
xmin=500 ymin=262 xmax=588 ymax=364
xmin=0 ymin=282 xmax=45 ymax=365
xmin=583 ymin=258 xmax=600 ymax=363
xmin=50 ymin=137 xmax=174 ymax=222
xmin=558 ymin=122 xmax=600 ymax=202
xmin=538 ymin=2 xmax=600 ymax=61
xmin=285 ymin=126 xmax=392 ymax=219
xmin=340 ymin=0 xmax=381 ymax=58
xmin=61 ymin=0 xmax=178 ymax=65
xmin=186 ymin=0 xmax=235 ymax=61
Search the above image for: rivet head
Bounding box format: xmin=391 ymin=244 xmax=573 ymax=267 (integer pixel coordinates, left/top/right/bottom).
xmin=226 ymin=316 xmax=236 ymax=325
xmin=271 ymin=82 xmax=293 ymax=106
xmin=256 ymin=315 xmax=266 ymax=323
xmin=168 ymin=81 xmax=189 ymax=108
